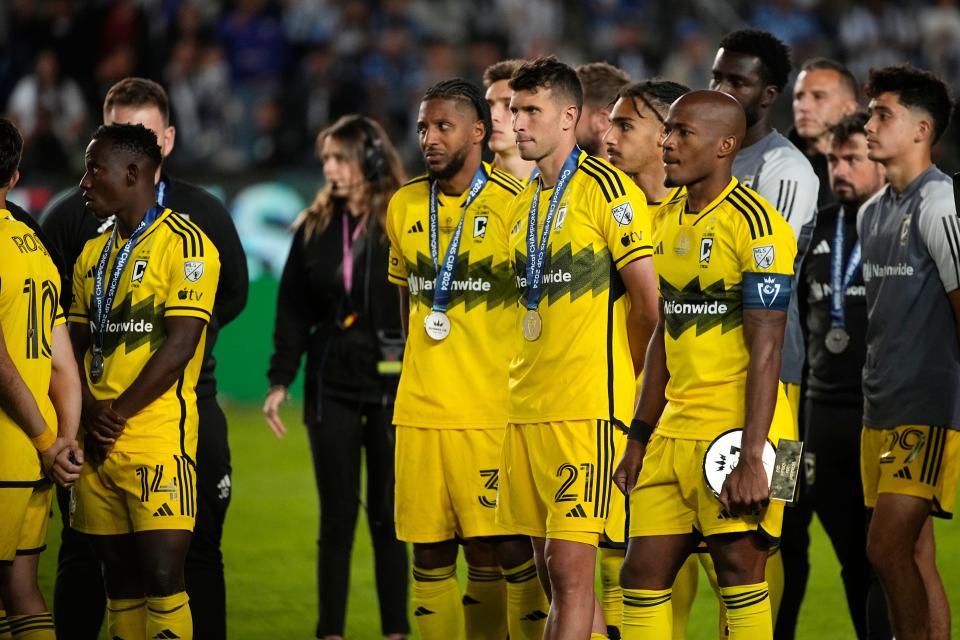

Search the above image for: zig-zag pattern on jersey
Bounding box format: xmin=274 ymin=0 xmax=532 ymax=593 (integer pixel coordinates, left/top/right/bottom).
xmin=86 ymin=292 xmax=167 ymax=355
xmin=404 ymin=251 xmax=515 ymax=311
xmin=513 ymin=243 xmax=622 ymax=306
xmin=660 ymin=276 xmax=743 ymax=339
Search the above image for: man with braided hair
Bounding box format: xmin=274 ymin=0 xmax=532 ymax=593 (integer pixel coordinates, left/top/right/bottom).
xmin=386 ymin=79 xmax=547 ymax=640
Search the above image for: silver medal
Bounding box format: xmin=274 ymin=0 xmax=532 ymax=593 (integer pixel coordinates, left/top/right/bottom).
xmin=824 ymin=327 xmax=850 ymax=355
xmin=424 ymin=310 xmax=451 ymax=341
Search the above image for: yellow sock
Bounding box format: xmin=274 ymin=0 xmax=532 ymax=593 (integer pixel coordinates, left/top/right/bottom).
xmin=8 ymin=613 xmax=55 ymax=640
xmin=463 ymin=564 xmax=507 ymax=639
xmin=413 ymin=564 xmax=465 ymax=640
xmin=0 ymin=610 xmax=12 ymax=640
xmin=591 ymin=634 xmax=609 ymax=639
xmin=765 ymin=549 xmax=784 ymax=629
xmin=671 ymin=555 xmax=699 ymax=640
xmin=719 ymin=582 xmax=772 ymax=640
xmin=145 ymin=592 xmax=191 ymax=640
xmin=621 ymin=588 xmax=672 ymax=639
xmin=599 ymin=547 xmax=625 ymax=634
xmin=502 ymin=558 xmax=548 ymax=640
xmin=107 ymin=598 xmax=146 ymax=640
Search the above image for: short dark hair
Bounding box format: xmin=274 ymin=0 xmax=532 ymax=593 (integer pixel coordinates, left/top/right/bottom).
xmin=509 ymin=56 xmax=584 ymax=112
xmin=830 ymin=111 xmax=870 ymax=146
xmin=483 ymin=59 xmax=527 ymax=88
xmin=718 ymin=29 xmax=792 ymax=93
xmin=91 ymin=123 xmax=163 ymax=168
xmin=576 ymin=62 xmax=630 ymax=109
xmin=865 ymin=64 xmax=954 ymax=144
xmin=800 ymin=58 xmax=859 ymax=101
xmin=103 ymin=77 xmax=170 ymax=123
xmin=0 ymin=118 xmax=23 ymax=188
xmin=422 ymin=78 xmax=493 ymax=146
xmin=618 ymin=79 xmax=691 ymax=122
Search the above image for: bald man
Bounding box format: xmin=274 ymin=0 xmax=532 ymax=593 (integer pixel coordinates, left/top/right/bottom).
xmin=613 ymin=91 xmax=798 ymax=639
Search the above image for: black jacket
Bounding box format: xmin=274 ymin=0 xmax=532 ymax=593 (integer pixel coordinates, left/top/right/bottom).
xmin=788 ymin=127 xmax=834 ymax=211
xmin=39 ymin=175 xmax=248 ymax=398
xmin=267 ymin=209 xmax=402 ymax=423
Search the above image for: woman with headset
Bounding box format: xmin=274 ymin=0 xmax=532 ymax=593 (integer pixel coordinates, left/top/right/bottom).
xmin=264 ymin=115 xmax=409 ymax=639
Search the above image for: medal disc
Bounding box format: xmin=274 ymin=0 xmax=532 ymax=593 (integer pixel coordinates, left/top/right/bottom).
xmin=522 ymin=309 xmax=542 ymax=341
xmin=702 ymin=429 xmax=777 ymax=497
xmin=90 ymin=353 xmax=104 ymax=383
xmin=824 ymin=327 xmax=850 ymax=355
xmin=424 ymin=310 xmax=451 ymax=341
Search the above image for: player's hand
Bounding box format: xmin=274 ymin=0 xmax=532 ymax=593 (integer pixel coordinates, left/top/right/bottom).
xmin=719 ymin=453 xmax=769 ymax=516
xmin=263 ymin=386 xmax=288 ymax=439
xmin=40 ymin=436 xmax=71 ymax=479
xmin=613 ymin=439 xmax=646 ymax=496
xmin=50 ymin=441 xmax=84 ymax=487
xmin=84 ymin=400 xmax=126 ymax=444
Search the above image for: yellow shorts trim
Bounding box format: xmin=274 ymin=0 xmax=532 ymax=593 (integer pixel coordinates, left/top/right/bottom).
xmin=496 ymin=419 xmax=623 ymax=546
xmin=861 ymin=424 xmax=959 ymax=518
xmin=394 ymin=426 xmax=512 ymax=543
xmin=0 ymin=485 xmax=53 ymax=562
xmin=629 ymin=434 xmax=784 ymax=542
xmin=71 ymin=450 xmax=197 ymax=535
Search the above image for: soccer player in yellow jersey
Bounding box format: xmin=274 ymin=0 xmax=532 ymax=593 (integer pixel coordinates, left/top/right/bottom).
xmin=68 ymin=123 xmax=220 ymax=640
xmin=484 ymin=60 xmax=537 ymax=183
xmin=497 ymin=57 xmax=659 ymax=640
xmin=386 ymin=79 xmax=548 ymax=640
xmin=603 ymin=80 xmax=696 ymax=640
xmin=0 ymin=117 xmax=82 ymax=640
xmin=615 ymin=91 xmax=797 ymax=640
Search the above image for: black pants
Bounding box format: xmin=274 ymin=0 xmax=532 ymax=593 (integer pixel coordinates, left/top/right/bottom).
xmin=53 ymin=394 xmax=232 ymax=639
xmin=307 ymin=394 xmax=409 ymax=638
xmin=776 ymin=398 xmax=871 ymax=640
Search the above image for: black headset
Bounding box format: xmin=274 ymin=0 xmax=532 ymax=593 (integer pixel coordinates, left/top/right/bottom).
xmin=356 ymin=116 xmax=388 ymax=182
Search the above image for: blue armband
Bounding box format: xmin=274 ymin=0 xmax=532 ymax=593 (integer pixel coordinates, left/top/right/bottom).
xmin=742 ymin=272 xmax=791 ymax=311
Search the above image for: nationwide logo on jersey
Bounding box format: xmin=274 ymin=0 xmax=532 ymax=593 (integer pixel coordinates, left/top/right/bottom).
xmin=183 ymin=260 xmax=204 ymax=282
xmin=473 ymin=215 xmax=488 ymax=239
xmin=86 ymin=292 xmax=166 ymax=355
xmin=757 ymin=276 xmax=783 ymax=308
xmin=513 ymin=244 xmax=621 ymax=307
xmin=611 ymin=202 xmax=634 ymax=226
xmin=660 ymin=276 xmax=741 ymax=339
xmin=753 ymin=245 xmax=775 ymax=269
xmin=404 ymin=252 xmax=515 ymax=311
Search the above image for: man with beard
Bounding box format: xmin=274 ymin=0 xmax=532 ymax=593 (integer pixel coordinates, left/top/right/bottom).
xmin=385 ymin=78 xmax=548 ymax=640
xmin=797 ymin=112 xmax=886 ymax=639
xmin=575 ymin=62 xmax=630 ymax=159
xmin=710 ymin=31 xmax=819 ymax=632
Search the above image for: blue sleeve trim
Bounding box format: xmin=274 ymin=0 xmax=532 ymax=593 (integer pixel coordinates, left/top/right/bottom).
xmin=742 ymin=272 xmax=791 ymax=311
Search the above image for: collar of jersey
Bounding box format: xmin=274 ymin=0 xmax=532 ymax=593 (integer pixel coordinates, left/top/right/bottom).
xmin=534 ymin=148 xmax=586 ymax=194
xmin=889 ymin=164 xmax=937 ymax=203
xmin=112 ymin=206 xmax=171 ymax=247
xmin=680 ymin=177 xmax=738 ymax=226
xmin=435 ymin=162 xmax=492 ymax=208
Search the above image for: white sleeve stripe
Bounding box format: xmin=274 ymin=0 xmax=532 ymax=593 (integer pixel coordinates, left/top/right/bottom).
xmin=776 ymin=181 xmax=786 ymax=213
xmin=776 ymin=180 xmax=798 ymax=221
xmin=943 ymin=216 xmax=960 ymax=286
xmin=786 ymin=180 xmax=798 ymax=221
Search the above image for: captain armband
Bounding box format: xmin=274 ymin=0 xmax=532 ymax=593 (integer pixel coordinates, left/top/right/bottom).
xmin=741 ymin=272 xmax=792 ymax=312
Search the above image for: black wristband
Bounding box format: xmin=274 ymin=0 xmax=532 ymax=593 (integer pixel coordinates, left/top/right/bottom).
xmin=628 ymin=419 xmax=654 ymax=444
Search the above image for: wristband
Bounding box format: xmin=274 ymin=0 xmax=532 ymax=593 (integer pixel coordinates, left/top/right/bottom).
xmin=627 ymin=419 xmax=654 ymax=444
xmin=31 ymin=426 xmax=57 ymax=453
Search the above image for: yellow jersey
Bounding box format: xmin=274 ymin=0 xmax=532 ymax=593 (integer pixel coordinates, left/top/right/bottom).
xmin=68 ymin=208 xmax=220 ymax=458
xmin=508 ymin=152 xmax=653 ymax=426
xmin=0 ymin=213 xmax=65 ymax=483
xmin=387 ymin=162 xmax=522 ymax=429
xmin=652 ymin=178 xmax=796 ymax=440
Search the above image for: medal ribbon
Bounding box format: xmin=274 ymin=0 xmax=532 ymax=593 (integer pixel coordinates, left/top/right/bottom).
xmin=92 ymin=205 xmax=162 ymax=360
xmin=525 ymin=147 xmax=581 ymax=311
xmin=830 ymin=207 xmax=861 ymax=328
xmin=428 ymin=165 xmax=489 ymax=312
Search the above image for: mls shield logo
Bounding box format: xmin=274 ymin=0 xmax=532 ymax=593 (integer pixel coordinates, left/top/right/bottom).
xmin=473 ymin=215 xmax=488 ymax=239
xmin=758 ymin=276 xmax=782 ymax=307
xmin=131 ymin=259 xmax=148 ymax=282
xmin=611 ymin=202 xmax=634 ymax=226
xmin=184 ymin=260 xmax=204 ymax=283
xmin=699 ymin=237 xmax=713 ymax=264
xmin=753 ymin=245 xmax=775 ymax=270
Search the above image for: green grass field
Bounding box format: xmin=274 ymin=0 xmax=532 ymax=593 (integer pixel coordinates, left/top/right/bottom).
xmin=37 ymin=402 xmax=960 ymax=638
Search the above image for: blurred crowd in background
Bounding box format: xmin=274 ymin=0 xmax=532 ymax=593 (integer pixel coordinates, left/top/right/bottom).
xmin=3 ymin=0 xmax=960 ymax=181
